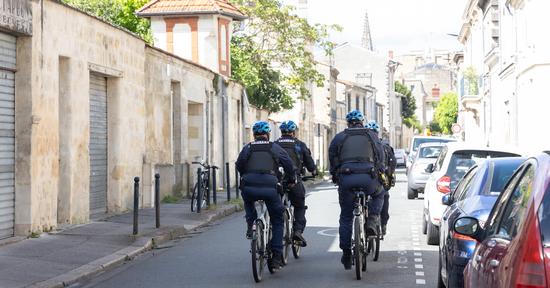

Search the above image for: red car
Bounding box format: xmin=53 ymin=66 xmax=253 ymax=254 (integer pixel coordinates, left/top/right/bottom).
xmin=453 ymin=152 xmax=550 ymax=288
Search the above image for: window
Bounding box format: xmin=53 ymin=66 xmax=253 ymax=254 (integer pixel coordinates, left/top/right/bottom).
xmin=497 ymin=165 xmax=535 ymax=239
xmin=220 ymin=25 xmax=227 ymax=61
xmin=434 ymin=146 xmax=448 ymax=172
xmin=346 ymin=93 xmax=351 ymax=111
xmin=355 ymin=95 xmax=359 ymax=110
xmin=453 ymin=167 xmax=478 ymax=202
xmin=419 ymin=146 xmax=443 ymax=159
xmin=538 ymin=184 xmax=550 ymax=247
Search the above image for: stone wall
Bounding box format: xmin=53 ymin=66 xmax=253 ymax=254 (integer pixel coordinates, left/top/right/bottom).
xmin=12 ymin=0 xmax=249 ymax=235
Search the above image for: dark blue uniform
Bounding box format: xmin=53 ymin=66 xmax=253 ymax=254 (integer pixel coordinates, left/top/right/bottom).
xmin=236 ymin=140 xmax=295 ymax=253
xmin=329 ymin=125 xmax=385 ymax=250
xmin=276 ymin=135 xmax=317 ymax=232
xmin=381 ymin=140 xmax=397 ymax=228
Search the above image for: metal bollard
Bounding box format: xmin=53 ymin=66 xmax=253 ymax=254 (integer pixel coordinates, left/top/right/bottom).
xmin=154 ymin=173 xmax=160 ymax=228
xmin=206 ymin=169 xmax=211 ymax=207
xmin=225 ymin=162 xmax=231 ymax=201
xmin=133 ymin=177 xmax=140 ymax=235
xmin=197 ymin=167 xmax=202 ymax=213
xmin=212 ymin=167 xmax=217 ymax=205
xmin=234 ymin=163 xmax=240 ymax=199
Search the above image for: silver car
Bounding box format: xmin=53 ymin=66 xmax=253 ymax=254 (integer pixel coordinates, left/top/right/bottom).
xmin=407 ymin=143 xmax=445 ymax=199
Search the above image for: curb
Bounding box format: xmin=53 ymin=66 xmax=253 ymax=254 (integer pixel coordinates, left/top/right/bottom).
xmin=26 ymin=204 xmax=243 ymax=288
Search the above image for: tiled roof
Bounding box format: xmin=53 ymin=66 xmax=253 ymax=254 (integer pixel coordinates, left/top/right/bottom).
xmin=137 ymin=0 xmax=246 ymax=20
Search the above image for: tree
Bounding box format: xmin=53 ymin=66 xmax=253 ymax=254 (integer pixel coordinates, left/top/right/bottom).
xmin=62 ymin=0 xmax=153 ymax=43
xmin=229 ymin=0 xmax=340 ymax=113
xmin=395 ymin=81 xmax=419 ymax=129
xmin=434 ymin=92 xmax=458 ymax=134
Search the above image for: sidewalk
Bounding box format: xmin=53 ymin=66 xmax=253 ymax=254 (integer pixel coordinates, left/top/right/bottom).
xmin=0 ymin=193 xmax=242 ymax=288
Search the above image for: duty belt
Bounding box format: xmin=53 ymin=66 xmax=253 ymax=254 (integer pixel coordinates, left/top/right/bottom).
xmin=339 ymin=167 xmax=376 ymax=177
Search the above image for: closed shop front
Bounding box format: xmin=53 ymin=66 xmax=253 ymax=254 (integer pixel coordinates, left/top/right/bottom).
xmin=89 ymin=74 xmax=108 ymax=217
xmin=0 ymin=32 xmax=16 ymax=239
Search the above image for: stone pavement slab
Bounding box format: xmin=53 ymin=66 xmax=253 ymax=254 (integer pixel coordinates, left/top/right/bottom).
xmin=0 ymin=193 xmax=242 ymax=288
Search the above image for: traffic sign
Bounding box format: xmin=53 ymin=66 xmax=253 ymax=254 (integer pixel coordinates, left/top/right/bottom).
xmin=451 ymin=123 xmax=462 ymax=134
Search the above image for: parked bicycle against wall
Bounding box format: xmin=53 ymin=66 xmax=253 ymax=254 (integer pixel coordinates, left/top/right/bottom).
xmin=281 ymin=175 xmax=315 ymax=263
xmin=190 ymin=161 xmax=219 ymax=213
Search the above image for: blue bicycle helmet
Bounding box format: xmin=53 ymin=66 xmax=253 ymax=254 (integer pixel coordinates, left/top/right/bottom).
xmin=365 ymin=120 xmax=380 ymax=133
xmin=252 ymin=121 xmax=271 ymax=134
xmin=346 ymin=110 xmax=364 ymax=123
xmin=279 ymin=120 xmax=298 ymax=133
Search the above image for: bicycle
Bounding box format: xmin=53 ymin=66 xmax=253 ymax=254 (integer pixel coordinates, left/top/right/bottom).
xmin=250 ymin=200 xmax=275 ymax=282
xmin=281 ymin=175 xmax=316 ymax=263
xmin=190 ymin=161 xmax=219 ymax=212
xmin=351 ymin=188 xmax=368 ymax=280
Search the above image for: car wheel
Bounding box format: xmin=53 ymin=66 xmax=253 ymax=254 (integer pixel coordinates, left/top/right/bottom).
xmin=426 ymin=216 xmax=439 ymax=245
xmin=422 ymin=212 xmax=428 ymax=235
xmin=407 ymin=187 xmax=416 ymax=199
xmin=437 ymin=251 xmax=445 ymax=288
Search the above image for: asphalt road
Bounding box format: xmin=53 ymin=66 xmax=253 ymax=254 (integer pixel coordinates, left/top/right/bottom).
xmin=77 ymin=168 xmax=439 ymax=288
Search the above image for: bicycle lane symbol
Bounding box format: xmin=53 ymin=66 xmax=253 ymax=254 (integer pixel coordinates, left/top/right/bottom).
xmin=317 ymin=228 xmax=340 ymax=252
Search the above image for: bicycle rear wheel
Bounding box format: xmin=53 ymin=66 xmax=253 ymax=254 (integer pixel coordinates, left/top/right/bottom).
xmin=371 ymin=235 xmax=380 ymax=261
xmin=354 ymin=216 xmax=363 ymax=280
xmin=282 ymin=209 xmax=291 ymax=265
xmin=251 ymin=222 xmax=264 ymax=282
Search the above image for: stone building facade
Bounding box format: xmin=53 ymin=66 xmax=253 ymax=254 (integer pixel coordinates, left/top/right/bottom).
xmin=0 ymin=0 xmax=253 ymax=239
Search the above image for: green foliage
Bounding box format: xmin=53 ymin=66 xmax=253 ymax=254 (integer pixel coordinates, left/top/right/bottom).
xmin=63 ymin=0 xmax=153 ymax=43
xmin=395 ymin=81 xmax=418 ymax=129
xmin=162 ymin=194 xmax=182 ymax=204
xmin=434 ymin=92 xmax=458 ymax=134
xmin=229 ymin=0 xmax=340 ymax=113
xmin=428 ymin=121 xmax=441 ymax=134
xmin=464 ymin=66 xmax=479 ymax=95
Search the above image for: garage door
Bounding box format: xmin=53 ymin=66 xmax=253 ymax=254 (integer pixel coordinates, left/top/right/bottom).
xmin=89 ymin=74 xmax=108 ymax=217
xmin=0 ymin=33 xmax=16 ymax=239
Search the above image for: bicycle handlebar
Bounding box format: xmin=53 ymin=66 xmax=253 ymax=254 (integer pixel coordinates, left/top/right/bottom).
xmin=191 ymin=161 xmax=218 ymax=170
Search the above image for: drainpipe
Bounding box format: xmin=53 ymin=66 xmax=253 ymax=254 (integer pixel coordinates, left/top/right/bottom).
xmin=221 ymin=77 xmax=228 ymax=185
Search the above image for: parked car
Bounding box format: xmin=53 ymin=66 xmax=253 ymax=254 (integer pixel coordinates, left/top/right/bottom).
xmin=406 ymin=136 xmax=456 ymax=169
xmin=407 ymin=143 xmax=445 ymax=199
xmin=453 ymin=152 xmax=550 ymax=288
xmin=394 ymin=149 xmax=406 ymax=167
xmin=422 ymin=143 xmax=520 ymax=245
xmin=438 ymin=157 xmax=525 ymax=288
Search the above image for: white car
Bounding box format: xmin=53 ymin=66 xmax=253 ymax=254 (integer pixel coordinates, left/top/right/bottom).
xmin=394 ymin=149 xmax=406 ymax=167
xmin=422 ymin=143 xmax=520 ymax=245
xmin=406 ymin=136 xmax=456 ymax=171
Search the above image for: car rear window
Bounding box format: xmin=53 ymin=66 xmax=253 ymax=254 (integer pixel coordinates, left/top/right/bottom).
xmin=447 ymin=150 xmax=519 ymax=190
xmin=418 ymin=146 xmax=442 ymax=159
xmin=538 ymin=185 xmax=550 ymax=247
xmin=412 ymin=138 xmax=454 ymax=151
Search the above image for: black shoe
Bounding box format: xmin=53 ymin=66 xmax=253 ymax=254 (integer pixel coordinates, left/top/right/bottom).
xmin=269 ymin=251 xmax=284 ymax=271
xmin=381 ymin=225 xmax=387 ymax=236
xmin=246 ymin=224 xmax=253 ymax=239
xmin=366 ymin=215 xmax=381 ymax=236
xmin=293 ymin=231 xmax=307 ymax=247
xmin=341 ymin=249 xmax=352 ymax=270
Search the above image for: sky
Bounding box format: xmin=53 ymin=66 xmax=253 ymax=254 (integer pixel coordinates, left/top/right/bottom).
xmin=298 ymin=0 xmax=467 ymax=55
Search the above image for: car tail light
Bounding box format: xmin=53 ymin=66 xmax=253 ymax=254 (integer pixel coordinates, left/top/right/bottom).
xmin=437 ymin=176 xmax=451 ymax=193
xmin=515 ymin=217 xmax=547 ymax=288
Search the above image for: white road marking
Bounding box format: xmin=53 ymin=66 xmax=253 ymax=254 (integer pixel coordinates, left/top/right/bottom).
xmin=415 ymin=264 xmax=424 ymax=269
xmin=416 ymin=279 xmax=426 ymax=285
xmin=416 ymin=271 xmax=425 ymax=276
xmin=414 ymin=252 xmax=422 ymax=257
xmin=414 ymin=258 xmax=422 ymax=262
xmin=327 ymin=235 xmax=340 ymax=252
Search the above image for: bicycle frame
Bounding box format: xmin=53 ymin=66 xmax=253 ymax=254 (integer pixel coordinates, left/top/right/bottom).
xmin=254 ymin=200 xmax=270 ymax=248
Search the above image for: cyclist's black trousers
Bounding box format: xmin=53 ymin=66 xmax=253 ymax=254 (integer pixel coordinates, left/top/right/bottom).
xmin=240 ymin=173 xmax=284 ymax=253
xmin=288 ymin=180 xmax=307 ymax=233
xmin=381 ymin=190 xmax=390 ymax=226
xmin=337 ymin=173 xmax=384 ymax=250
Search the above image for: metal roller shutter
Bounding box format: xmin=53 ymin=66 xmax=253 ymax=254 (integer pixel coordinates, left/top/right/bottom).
xmin=89 ymin=74 xmax=108 ymax=217
xmin=0 ymin=32 xmax=15 ymax=239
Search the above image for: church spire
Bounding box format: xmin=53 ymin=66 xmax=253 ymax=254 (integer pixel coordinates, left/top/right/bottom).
xmin=361 ymin=11 xmax=374 ymax=51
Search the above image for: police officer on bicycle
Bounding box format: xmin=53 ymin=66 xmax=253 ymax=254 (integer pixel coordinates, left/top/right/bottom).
xmin=329 ymin=110 xmax=385 ymax=270
xmin=275 ymin=120 xmax=318 ymax=247
xmin=366 ymin=120 xmax=397 ymax=237
xmin=236 ymin=121 xmax=296 ymax=271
